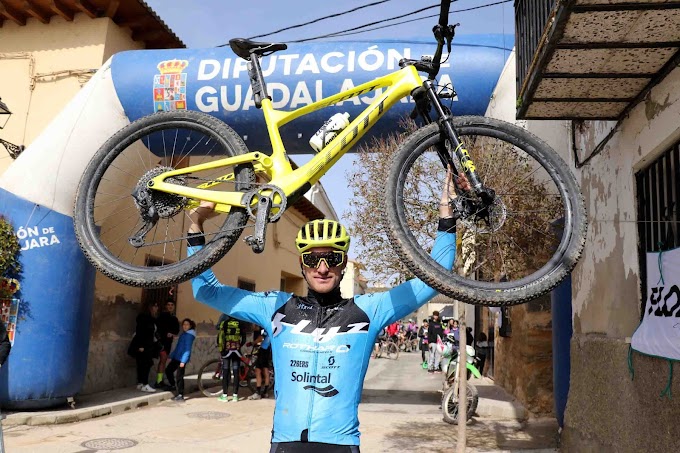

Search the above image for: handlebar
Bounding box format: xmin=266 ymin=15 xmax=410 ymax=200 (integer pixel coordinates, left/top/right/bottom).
xmin=399 ymin=1 xmax=459 ymax=80
xmin=439 ymin=0 xmax=451 ymax=27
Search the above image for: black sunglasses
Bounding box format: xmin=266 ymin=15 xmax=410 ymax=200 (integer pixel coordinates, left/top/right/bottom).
xmin=301 ymin=251 xmax=346 ymax=269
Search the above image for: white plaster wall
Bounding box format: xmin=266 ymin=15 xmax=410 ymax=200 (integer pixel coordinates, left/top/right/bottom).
xmin=484 ymin=48 xmax=680 ymax=337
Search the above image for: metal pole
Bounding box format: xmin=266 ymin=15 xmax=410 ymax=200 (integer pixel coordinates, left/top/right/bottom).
xmin=457 ymin=301 xmax=467 ymax=453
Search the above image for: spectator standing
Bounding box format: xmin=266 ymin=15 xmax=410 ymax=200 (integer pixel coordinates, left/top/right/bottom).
xmin=406 ymin=319 xmax=418 ymax=341
xmin=165 ymin=318 xmax=196 ymax=402
xmin=249 ymin=326 xmax=272 ymax=400
xmin=418 ymin=319 xmax=429 ymax=367
xmin=476 ymin=332 xmax=489 ymax=376
xmin=155 ymin=300 xmax=180 ymax=388
xmin=217 ymin=315 xmax=246 ymax=402
xmin=427 ymin=311 xmax=444 ymax=373
xmin=132 ymin=302 xmax=160 ymax=392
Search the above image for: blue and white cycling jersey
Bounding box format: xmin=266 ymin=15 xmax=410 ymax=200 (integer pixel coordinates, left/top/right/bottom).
xmin=190 ymin=231 xmax=455 ymax=446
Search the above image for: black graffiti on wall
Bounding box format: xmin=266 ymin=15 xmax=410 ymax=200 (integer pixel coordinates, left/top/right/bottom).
xmin=647 ymin=285 xmax=680 ymax=317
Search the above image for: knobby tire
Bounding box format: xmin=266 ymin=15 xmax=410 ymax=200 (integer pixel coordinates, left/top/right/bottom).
xmin=73 ymin=110 xmax=255 ymax=288
xmin=385 ymin=117 xmax=587 ymax=306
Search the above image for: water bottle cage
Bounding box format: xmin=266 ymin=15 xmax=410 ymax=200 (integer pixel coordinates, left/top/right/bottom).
xmin=320 ymin=128 xmax=343 ymax=148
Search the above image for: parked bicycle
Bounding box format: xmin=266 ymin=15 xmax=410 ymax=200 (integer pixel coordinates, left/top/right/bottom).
xmin=73 ymin=0 xmax=586 ymax=307
xmin=197 ymin=343 xmax=274 ymax=397
xmin=374 ymin=337 xmax=399 ymax=360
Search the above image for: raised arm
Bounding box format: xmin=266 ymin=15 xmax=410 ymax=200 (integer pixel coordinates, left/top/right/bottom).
xmin=187 ymin=204 xmax=287 ymax=327
xmin=357 ymin=166 xmax=468 ymax=327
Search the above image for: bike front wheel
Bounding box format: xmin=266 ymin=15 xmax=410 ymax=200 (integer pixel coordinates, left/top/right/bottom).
xmin=197 ymin=358 xmax=223 ymax=397
xmin=385 ymin=117 xmax=587 ymax=306
xmin=74 ymin=110 xmax=255 ymax=288
xmin=442 ymin=383 xmax=478 ymax=424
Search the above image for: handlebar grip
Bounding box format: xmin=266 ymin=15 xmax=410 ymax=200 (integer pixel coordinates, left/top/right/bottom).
xmin=439 ymin=0 xmax=451 ymax=27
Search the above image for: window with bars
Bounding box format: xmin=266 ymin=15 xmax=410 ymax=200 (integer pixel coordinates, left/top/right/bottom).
xmin=141 ymin=256 xmax=177 ymax=309
xmin=636 ymin=142 xmax=680 ymax=316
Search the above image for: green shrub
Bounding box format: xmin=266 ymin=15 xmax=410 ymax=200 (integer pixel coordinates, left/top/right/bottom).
xmin=0 ymin=216 xmax=21 ymax=278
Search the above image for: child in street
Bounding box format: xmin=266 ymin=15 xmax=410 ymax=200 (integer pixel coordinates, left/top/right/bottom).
xmin=165 ymin=318 xmax=196 ymax=402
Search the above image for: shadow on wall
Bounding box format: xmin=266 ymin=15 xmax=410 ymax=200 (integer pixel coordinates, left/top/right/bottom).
xmin=81 ymin=295 xmax=141 ymax=395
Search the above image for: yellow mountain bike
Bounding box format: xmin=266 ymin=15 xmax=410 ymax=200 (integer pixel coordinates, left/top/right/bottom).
xmin=73 ymin=1 xmax=586 ymax=306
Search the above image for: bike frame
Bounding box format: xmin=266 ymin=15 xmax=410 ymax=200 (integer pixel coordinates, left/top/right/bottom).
xmin=147 ymin=65 xmax=424 ymax=214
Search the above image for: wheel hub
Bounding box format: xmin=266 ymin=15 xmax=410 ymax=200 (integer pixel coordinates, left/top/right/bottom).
xmin=455 ymin=192 xmax=507 ymax=234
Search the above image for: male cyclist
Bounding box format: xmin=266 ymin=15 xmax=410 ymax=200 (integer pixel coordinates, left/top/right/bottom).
xmin=186 ymin=169 xmax=467 ymax=452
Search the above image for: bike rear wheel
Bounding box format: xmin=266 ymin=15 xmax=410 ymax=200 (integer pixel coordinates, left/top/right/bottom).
xmin=239 ymin=363 xmax=257 ymax=393
xmin=197 ymin=358 xmax=223 ymax=397
xmin=385 ymin=117 xmax=587 ymax=306
xmin=74 ymin=110 xmax=255 ymax=288
xmin=386 ymin=342 xmax=400 ymax=360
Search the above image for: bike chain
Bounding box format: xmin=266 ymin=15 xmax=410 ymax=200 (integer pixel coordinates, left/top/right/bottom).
xmin=134 ymin=176 xmax=278 ymax=248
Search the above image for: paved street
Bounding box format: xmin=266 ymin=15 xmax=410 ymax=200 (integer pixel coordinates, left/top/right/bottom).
xmin=2 ymin=353 xmax=558 ymax=452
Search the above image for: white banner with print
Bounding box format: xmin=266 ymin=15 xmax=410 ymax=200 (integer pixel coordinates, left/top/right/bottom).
xmin=631 ymin=247 xmax=680 ymax=360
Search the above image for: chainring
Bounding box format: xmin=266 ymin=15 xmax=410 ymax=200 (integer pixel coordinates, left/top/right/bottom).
xmin=243 ymin=184 xmax=287 ymax=222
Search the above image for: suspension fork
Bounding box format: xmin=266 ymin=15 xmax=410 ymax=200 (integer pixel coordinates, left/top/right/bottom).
xmin=421 ymin=80 xmax=485 ymax=195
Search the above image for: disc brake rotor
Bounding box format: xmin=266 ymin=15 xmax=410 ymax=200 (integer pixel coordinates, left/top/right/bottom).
xmin=455 ymin=195 xmax=507 ymax=234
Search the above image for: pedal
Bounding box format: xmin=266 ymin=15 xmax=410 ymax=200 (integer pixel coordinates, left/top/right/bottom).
xmin=245 ymin=195 xmax=272 ymax=253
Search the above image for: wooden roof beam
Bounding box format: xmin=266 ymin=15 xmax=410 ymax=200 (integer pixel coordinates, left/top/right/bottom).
xmin=74 ymin=0 xmax=98 ymax=19
xmin=117 ymin=17 xmax=147 ymax=28
xmin=132 ymin=29 xmax=164 ymax=42
xmin=50 ymin=0 xmax=73 ymax=21
xmin=24 ymin=1 xmax=50 ymax=24
xmin=0 ymin=1 xmax=27 ymax=26
xmin=105 ymin=0 xmax=120 ymax=19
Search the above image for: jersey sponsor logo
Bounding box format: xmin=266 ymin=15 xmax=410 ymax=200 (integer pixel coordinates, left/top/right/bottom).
xmin=271 ymin=298 xmax=371 ymax=342
xmin=291 ymin=371 xmax=331 ymax=384
xmin=290 ymin=359 xmax=309 ymax=368
xmin=303 ymin=384 xmax=339 ymax=398
xmin=321 ymin=355 xmax=340 ymax=369
xmin=272 ymin=314 xmax=369 ymax=343
xmin=282 ymin=342 xmax=350 ymax=354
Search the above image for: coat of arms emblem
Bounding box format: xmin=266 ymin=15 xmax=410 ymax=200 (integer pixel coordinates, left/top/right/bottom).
xmin=153 ymin=59 xmax=189 ymax=111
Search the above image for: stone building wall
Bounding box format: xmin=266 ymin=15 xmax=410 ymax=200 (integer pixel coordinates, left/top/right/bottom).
xmin=493 ymin=294 xmax=554 ymax=416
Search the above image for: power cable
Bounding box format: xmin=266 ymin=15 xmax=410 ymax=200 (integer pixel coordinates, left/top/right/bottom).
xmin=246 ymin=0 xmax=397 ymax=40
xmin=291 ymin=0 xmax=511 ymax=43
xmin=289 ymin=2 xmax=450 ymax=43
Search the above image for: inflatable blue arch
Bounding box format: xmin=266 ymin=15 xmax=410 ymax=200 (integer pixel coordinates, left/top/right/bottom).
xmin=0 ymin=35 xmax=511 ymax=408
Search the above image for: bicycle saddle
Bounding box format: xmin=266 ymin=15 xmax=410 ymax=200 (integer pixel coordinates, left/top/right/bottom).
xmin=229 ymin=38 xmax=287 ymax=60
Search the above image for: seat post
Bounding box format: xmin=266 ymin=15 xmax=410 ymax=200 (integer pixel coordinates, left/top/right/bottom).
xmin=248 ymin=52 xmax=269 ymax=109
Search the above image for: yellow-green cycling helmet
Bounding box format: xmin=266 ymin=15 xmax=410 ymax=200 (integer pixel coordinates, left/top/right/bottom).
xmin=295 ymin=219 xmax=350 ymax=253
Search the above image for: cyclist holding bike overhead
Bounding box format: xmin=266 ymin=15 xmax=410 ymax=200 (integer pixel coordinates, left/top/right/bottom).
xmin=186 ymin=168 xmax=469 ymax=452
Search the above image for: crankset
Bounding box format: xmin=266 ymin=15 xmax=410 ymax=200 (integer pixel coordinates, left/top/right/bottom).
xmin=129 ymin=166 xmax=187 ymax=248
xmin=453 ymin=187 xmax=507 ymax=234
xmin=242 ymin=185 xmax=287 ymax=253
